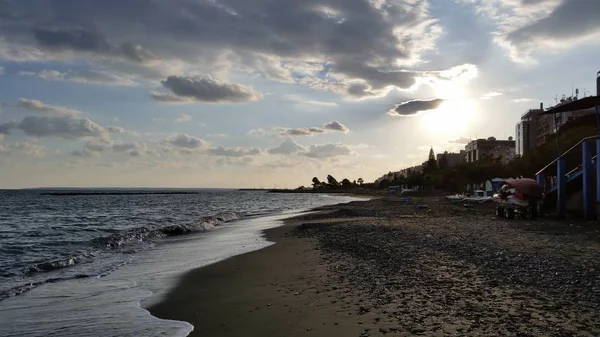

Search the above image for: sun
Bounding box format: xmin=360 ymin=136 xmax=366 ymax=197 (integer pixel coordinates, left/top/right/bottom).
xmin=420 ymin=98 xmax=477 ymax=136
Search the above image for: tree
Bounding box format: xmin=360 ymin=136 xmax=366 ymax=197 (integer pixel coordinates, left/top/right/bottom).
xmin=311 ymin=177 xmax=321 ymax=189
xmin=425 ymin=147 xmax=438 ymax=173
xmin=357 ymin=178 xmax=364 ymax=186
xmin=341 ymin=178 xmax=353 ymax=188
xmin=326 ymin=174 xmax=339 ymax=187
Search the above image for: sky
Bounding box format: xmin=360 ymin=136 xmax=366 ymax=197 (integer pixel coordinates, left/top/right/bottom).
xmin=0 ymin=0 xmax=599 ymax=188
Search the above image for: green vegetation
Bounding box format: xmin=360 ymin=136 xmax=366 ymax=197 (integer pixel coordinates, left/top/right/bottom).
xmin=306 ymin=175 xmax=369 ymax=191
xmin=380 ymin=114 xmax=599 ymax=193
xmin=297 ymin=115 xmax=598 ymax=194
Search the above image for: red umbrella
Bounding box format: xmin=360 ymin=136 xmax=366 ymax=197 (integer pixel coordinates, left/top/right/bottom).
xmin=505 ymin=178 xmax=544 ymax=196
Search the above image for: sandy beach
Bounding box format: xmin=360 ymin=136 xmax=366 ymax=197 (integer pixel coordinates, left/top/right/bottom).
xmin=149 ymin=197 xmax=600 ymax=336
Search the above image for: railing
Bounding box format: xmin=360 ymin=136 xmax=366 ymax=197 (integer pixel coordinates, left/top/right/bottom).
xmin=535 ymin=135 xmax=600 ymax=176
xmin=565 ymin=155 xmax=598 ymax=178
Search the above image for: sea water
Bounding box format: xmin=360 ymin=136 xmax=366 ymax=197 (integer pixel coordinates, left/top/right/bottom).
xmin=0 ymin=189 xmax=361 ymax=336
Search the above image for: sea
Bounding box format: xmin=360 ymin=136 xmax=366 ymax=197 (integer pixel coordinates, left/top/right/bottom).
xmin=0 ymin=188 xmax=362 ymax=337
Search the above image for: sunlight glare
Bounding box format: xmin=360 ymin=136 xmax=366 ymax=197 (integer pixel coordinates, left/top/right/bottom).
xmin=420 ymin=99 xmax=476 ymax=136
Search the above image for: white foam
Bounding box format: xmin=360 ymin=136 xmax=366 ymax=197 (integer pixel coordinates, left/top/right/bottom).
xmin=0 ymin=195 xmax=364 ymax=337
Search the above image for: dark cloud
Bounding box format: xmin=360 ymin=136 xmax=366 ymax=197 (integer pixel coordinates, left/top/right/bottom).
xmin=31 ymin=25 xmax=160 ymax=64
xmin=0 ymin=0 xmax=455 ymax=97
xmin=33 ymin=26 xmax=111 ymax=53
xmin=129 ymin=149 xmax=143 ymax=157
xmin=18 ymin=115 xmax=106 ymax=139
xmin=506 ymin=0 xmax=600 ymax=49
xmin=0 ymin=121 xmax=18 ymax=134
xmin=388 ymin=98 xmax=445 ymax=116
xmin=154 ymin=76 xmax=261 ymax=103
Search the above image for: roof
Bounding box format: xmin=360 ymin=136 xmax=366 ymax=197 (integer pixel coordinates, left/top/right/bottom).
xmin=539 ymin=96 xmax=600 ymax=115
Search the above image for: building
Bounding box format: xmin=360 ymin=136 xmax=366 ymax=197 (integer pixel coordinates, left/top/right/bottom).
xmin=515 ymin=104 xmax=542 ymax=156
xmin=515 ymin=120 xmax=529 ymax=156
xmin=489 ymin=145 xmax=516 ymax=164
xmin=436 ymin=151 xmax=465 ymax=167
xmin=465 ymin=137 xmax=516 ymax=163
xmin=536 ymin=94 xmax=596 ymax=145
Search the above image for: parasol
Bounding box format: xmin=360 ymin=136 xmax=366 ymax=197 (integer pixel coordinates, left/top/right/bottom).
xmin=505 ymin=178 xmax=544 ymax=196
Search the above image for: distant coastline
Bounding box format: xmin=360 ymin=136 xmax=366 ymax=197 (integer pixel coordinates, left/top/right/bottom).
xmin=40 ymin=191 xmax=204 ymax=196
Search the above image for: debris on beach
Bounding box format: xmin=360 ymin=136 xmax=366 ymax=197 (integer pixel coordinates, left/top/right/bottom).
xmin=293 ymin=197 xmax=600 ymax=336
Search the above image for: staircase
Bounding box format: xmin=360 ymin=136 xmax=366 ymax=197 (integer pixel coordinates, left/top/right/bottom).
xmin=536 ymin=136 xmax=600 ymax=219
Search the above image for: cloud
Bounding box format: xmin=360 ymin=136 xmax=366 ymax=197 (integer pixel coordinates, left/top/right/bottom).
xmin=106 ymin=126 xmax=125 ymax=134
xmin=129 ymin=149 xmax=143 ymax=157
xmin=480 ymin=92 xmax=503 ymax=100
xmin=17 ymin=98 xmax=81 ymax=117
xmin=448 ymin=136 xmax=472 ymax=144
xmin=275 ymin=127 xmax=326 ymax=137
xmin=247 ymin=129 xmax=269 ymax=137
xmin=74 ymin=139 xmax=145 ymax=156
xmin=174 ymin=114 xmax=192 ymax=123
xmin=18 ymin=115 xmax=106 ymax=139
xmin=267 ymin=138 xmax=354 ymax=158
xmin=0 ymin=0 xmax=460 ymax=98
xmin=503 ymin=0 xmax=600 ymax=59
xmin=274 ymin=121 xmax=350 ymax=137
xmin=388 ymin=98 xmax=445 ymax=116
xmin=32 ymin=25 xmax=160 ymax=65
xmin=208 ymin=146 xmax=261 ymax=157
xmin=283 ymin=95 xmax=338 ymax=107
xmin=84 ymin=139 xmax=110 ymax=153
xmin=166 ymin=133 xmax=209 ymax=149
xmin=0 ymin=121 xmax=18 ymax=135
xmin=206 ymin=133 xmax=227 ymax=138
xmin=300 ymin=143 xmax=355 ymax=158
xmin=268 ymin=138 xmax=306 ymax=155
xmin=0 ymin=66 xmax=4 ymax=75
xmin=463 ymin=0 xmax=599 ymax=61
xmin=36 ymin=69 xmax=136 ymax=86
xmin=151 ymin=91 xmax=191 ymax=103
xmin=512 ymin=98 xmax=536 ymax=103
xmin=0 ymin=141 xmax=44 ymax=156
xmin=153 ymin=75 xmax=261 ymax=104
xmin=323 ymin=121 xmax=349 ymax=133
xmin=112 ymin=142 xmax=141 ymax=153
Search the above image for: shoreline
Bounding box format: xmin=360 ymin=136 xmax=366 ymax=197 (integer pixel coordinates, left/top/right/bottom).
xmin=148 ymin=197 xmax=600 ymax=336
xmin=147 ymin=203 xmax=370 ymax=337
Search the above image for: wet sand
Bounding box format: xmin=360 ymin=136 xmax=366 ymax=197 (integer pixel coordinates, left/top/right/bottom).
xmin=149 ymin=197 xmax=600 ymax=336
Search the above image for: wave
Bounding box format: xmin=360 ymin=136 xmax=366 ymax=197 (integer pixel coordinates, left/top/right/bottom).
xmin=0 ymin=212 xmax=240 ymax=301
xmin=92 ymin=212 xmax=239 ymax=248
